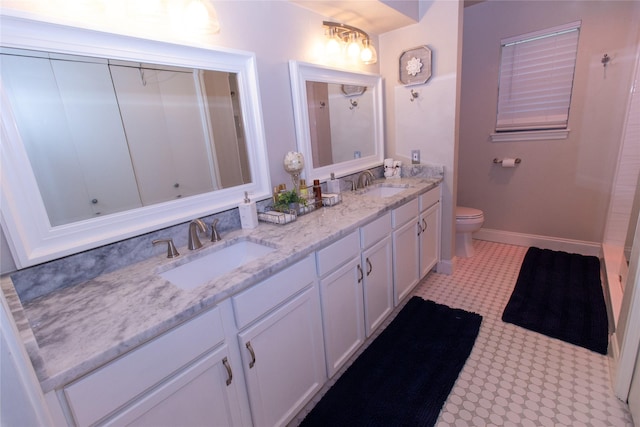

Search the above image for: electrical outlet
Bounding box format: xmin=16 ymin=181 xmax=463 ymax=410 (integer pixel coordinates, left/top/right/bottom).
xmin=411 ymin=150 xmax=420 ymax=164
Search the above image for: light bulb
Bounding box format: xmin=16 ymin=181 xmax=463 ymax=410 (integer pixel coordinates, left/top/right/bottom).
xmin=184 ymin=0 xmax=209 ymax=30
xmin=326 ymin=38 xmax=341 ymax=56
xmin=360 ymin=39 xmax=377 ymax=64
xmin=346 ymin=33 xmax=361 ymax=60
xmin=361 ymin=47 xmax=373 ymax=62
xmin=325 ymin=28 xmax=342 ymax=57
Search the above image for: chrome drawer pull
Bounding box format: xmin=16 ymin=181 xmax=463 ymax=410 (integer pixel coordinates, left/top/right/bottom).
xmin=222 ymin=357 xmax=233 ymax=386
xmin=246 ymin=341 xmax=256 ymax=369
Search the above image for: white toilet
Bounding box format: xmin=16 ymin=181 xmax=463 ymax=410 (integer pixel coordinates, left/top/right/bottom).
xmin=455 ymin=206 xmax=484 ymax=258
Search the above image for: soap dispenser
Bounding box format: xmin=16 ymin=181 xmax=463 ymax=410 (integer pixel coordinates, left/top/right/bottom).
xmin=239 ymin=191 xmax=258 ymax=229
xmin=327 ymin=172 xmax=341 ymax=194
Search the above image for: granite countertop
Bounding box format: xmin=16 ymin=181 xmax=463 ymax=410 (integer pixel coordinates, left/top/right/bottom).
xmin=2 ymin=177 xmax=441 ymax=393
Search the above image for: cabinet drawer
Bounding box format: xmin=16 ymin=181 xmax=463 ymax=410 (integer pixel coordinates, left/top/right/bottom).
xmin=64 ymin=307 xmax=224 ymax=427
xmin=233 ymin=255 xmax=315 ymax=329
xmin=360 ymin=212 xmax=392 ymax=249
xmin=392 ymin=198 xmax=419 ymax=228
xmin=419 ymin=186 xmax=441 ymax=212
xmin=315 ymin=231 xmax=360 ymax=277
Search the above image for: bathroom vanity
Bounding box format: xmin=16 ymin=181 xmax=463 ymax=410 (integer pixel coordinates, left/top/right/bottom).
xmin=3 ymin=178 xmax=441 ymax=427
xmin=0 ymin=15 xmax=445 ymax=427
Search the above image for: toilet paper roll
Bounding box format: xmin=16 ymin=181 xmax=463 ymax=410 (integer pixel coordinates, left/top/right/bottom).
xmin=502 ymin=158 xmax=517 ymax=168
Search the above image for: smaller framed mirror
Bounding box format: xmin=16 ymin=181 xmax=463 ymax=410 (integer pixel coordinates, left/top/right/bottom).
xmin=288 ymin=61 xmax=384 ymax=182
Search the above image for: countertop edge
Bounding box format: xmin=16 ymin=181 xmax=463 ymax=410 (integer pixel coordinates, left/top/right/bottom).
xmin=5 ymin=177 xmax=442 ymax=393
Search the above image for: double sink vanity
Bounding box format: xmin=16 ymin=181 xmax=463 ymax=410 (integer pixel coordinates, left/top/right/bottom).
xmin=0 ymin=15 xmax=446 ymax=427
xmin=4 ymin=177 xmax=442 ymax=427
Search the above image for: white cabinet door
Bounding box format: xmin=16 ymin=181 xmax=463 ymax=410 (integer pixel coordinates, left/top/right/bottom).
xmin=362 ymin=235 xmax=393 ymax=336
xmin=103 ymin=345 xmax=244 ymax=427
xmin=393 ymin=217 xmax=420 ymax=305
xmin=64 ymin=307 xmax=228 ymax=427
xmin=419 ymin=203 xmax=440 ymax=279
xmin=238 ymin=286 xmax=325 ymax=427
xmin=319 ymin=257 xmax=365 ymax=378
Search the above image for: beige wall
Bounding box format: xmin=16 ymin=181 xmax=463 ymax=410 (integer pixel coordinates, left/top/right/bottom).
xmin=0 ymin=1 xmax=466 ymax=272
xmin=0 ymin=0 xmax=380 ymax=209
xmin=459 ymin=0 xmax=640 ymax=243
xmin=380 ymin=0 xmax=463 ymax=269
xmin=0 ymin=1 xmax=382 ymax=272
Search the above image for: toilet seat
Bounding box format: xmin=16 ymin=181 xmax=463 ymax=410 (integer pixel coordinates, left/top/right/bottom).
xmin=456 ymin=206 xmax=483 ymax=220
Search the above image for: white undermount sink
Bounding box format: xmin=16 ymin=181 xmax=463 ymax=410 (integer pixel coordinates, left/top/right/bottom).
xmin=359 ymin=184 xmax=409 ymax=198
xmin=159 ymin=240 xmax=275 ymax=290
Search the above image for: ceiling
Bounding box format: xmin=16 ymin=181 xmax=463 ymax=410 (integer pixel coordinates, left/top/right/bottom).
xmin=288 ymin=0 xmax=419 ymax=35
xmin=288 ymin=0 xmax=485 ymax=36
xmin=463 ymin=0 xmax=486 ymax=7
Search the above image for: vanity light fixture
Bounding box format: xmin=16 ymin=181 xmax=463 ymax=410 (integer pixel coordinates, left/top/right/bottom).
xmin=322 ymin=21 xmax=377 ymax=65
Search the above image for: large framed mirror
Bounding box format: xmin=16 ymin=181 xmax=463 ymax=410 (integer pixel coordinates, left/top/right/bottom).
xmin=288 ymin=61 xmax=383 ymax=182
xmin=0 ymin=15 xmax=271 ymax=268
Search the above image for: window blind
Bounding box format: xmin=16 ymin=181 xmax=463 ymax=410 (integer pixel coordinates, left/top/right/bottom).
xmin=496 ymin=21 xmax=580 ymax=132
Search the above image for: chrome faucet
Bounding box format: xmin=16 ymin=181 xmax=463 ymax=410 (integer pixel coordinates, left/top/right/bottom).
xmin=188 ymin=219 xmax=207 ymax=250
xmin=357 ymin=170 xmax=375 ymax=189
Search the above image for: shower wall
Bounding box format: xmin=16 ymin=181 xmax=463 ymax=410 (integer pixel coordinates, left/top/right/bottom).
xmin=604 ymin=45 xmax=640 ymax=337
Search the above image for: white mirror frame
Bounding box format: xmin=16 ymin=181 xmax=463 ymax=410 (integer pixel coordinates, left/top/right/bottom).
xmin=0 ymin=15 xmax=271 ymax=268
xmin=288 ymin=61 xmax=384 ymax=182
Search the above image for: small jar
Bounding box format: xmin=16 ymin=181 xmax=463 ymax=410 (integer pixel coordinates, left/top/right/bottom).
xmin=313 ymin=179 xmax=322 ymax=209
xmin=299 ymin=179 xmax=308 ymax=197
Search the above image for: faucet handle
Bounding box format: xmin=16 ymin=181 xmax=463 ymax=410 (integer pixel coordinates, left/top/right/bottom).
xmin=210 ymin=218 xmax=222 ymax=242
xmin=152 ymin=239 xmax=180 ymax=258
xmin=344 ymin=179 xmax=357 ymax=192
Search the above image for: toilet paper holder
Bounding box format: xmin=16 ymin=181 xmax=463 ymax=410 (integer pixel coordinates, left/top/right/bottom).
xmin=493 ymin=158 xmax=521 ymax=164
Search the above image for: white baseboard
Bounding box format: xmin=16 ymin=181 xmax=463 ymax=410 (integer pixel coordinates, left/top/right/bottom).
xmin=611 ymin=332 xmax=620 ymax=365
xmin=437 ymin=259 xmax=454 ymax=275
xmin=609 ymin=332 xmax=624 ymax=400
xmin=474 ymin=228 xmax=602 ymax=257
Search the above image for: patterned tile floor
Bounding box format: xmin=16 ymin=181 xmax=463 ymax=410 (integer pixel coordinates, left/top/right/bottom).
xmin=291 ymin=240 xmax=634 ymax=426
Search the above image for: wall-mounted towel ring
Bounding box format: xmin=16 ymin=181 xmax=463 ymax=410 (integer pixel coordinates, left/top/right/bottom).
xmin=410 ymin=89 xmax=419 ymax=102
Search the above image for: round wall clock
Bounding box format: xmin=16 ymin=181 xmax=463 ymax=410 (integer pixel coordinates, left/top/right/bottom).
xmin=399 ymin=45 xmax=432 ymax=86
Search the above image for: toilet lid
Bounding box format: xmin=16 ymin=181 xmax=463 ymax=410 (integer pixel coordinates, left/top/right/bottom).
xmin=456 ymin=206 xmax=483 ymax=219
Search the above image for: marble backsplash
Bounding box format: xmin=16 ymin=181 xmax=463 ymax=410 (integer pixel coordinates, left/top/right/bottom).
xmin=8 ymin=163 xmax=443 ymax=304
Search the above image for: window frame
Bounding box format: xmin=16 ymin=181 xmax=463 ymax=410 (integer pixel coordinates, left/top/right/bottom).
xmin=491 ymin=21 xmax=581 ymax=142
